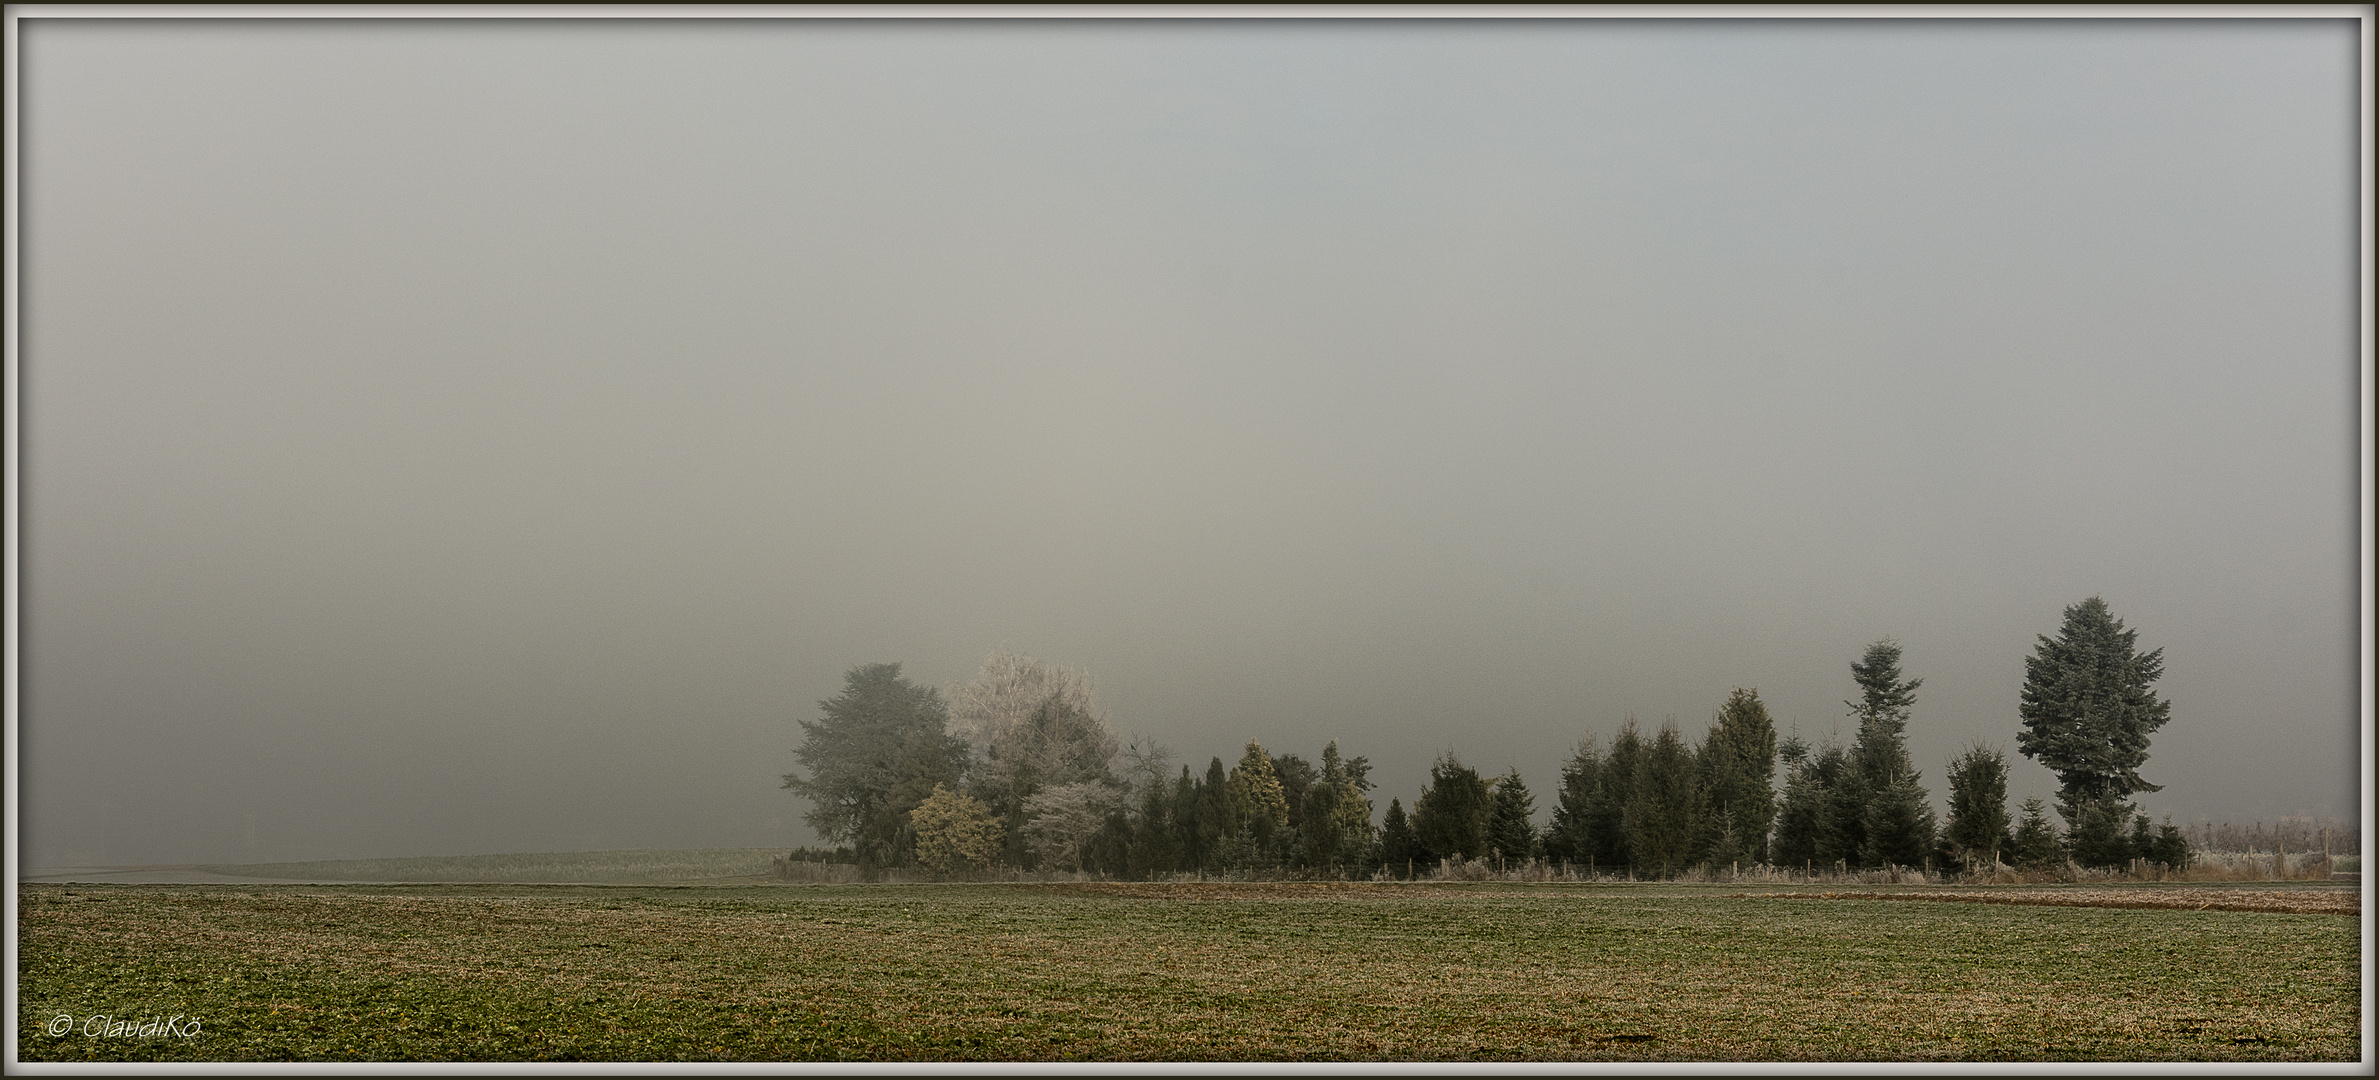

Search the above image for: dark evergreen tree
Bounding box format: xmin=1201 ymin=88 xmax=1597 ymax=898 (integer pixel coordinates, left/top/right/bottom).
xmin=1698 ymin=689 xmax=1779 ymax=867
xmin=1943 ymin=742 xmax=2013 ymax=870
xmin=1412 ymin=754 xmax=1492 ymax=864
xmin=1301 ymin=741 xmax=1374 ymax=873
xmin=1820 ymin=743 xmax=1867 ymax=868
xmin=1862 ymin=772 xmax=1938 ymax=870
xmin=1624 ymin=719 xmax=1702 ymax=878
xmin=1770 ymin=733 xmax=1833 ymax=871
xmin=1543 ymin=737 xmax=1603 ymax=867
xmin=2009 ymin=796 xmax=2064 ymax=870
xmin=1487 ymin=768 xmax=1539 ymax=866
xmin=1587 ymin=720 xmax=1645 ymax=873
xmin=1378 ymin=797 xmax=1419 ymax=877
xmin=1128 ymin=773 xmax=1181 ymax=877
xmin=2067 ymin=796 xmax=2134 ymax=869
xmin=1773 ymin=735 xmax=1860 ymax=870
xmin=1224 ymin=743 xmax=1290 ymax=870
xmin=2016 ymin=597 xmax=2173 ymax=828
xmin=1270 ymin=752 xmax=1318 ymax=835
xmin=1192 ymin=756 xmax=1233 ymax=872
xmin=1170 ymin=766 xmax=1203 ymax=872
xmin=2127 ymin=813 xmax=2156 ymax=868
xmin=1846 ymin=640 xmax=1930 ymax=869
xmin=782 ymin=662 xmax=970 ymax=871
xmin=2146 ymin=816 xmax=2192 ymax=870
xmin=1082 ymin=803 xmax=1134 ymax=877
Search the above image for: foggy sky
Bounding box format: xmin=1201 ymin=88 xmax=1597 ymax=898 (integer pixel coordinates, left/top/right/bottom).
xmin=15 ymin=17 xmax=2364 ymax=867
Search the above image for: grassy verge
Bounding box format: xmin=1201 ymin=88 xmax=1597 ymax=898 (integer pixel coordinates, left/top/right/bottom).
xmin=15 ymin=881 xmax=2360 ymax=1062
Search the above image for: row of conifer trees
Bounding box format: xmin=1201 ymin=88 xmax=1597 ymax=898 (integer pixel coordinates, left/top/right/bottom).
xmin=1031 ymin=636 xmax=2192 ymax=879
xmin=1380 ymin=642 xmax=1930 ymax=878
xmin=1389 ymin=638 xmax=2191 ymax=879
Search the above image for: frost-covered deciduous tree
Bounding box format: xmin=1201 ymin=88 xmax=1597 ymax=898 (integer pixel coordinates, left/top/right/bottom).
xmin=948 ymin=651 xmax=1121 ymax=823
xmin=1019 ymin=780 xmax=1123 ymax=873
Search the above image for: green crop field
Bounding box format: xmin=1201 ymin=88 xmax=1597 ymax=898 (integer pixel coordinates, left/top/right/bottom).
xmin=13 ymin=880 xmax=2361 ymax=1063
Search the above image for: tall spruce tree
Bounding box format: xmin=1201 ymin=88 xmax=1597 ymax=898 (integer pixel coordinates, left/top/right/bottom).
xmin=2067 ymin=796 xmax=2134 ymax=869
xmin=1301 ymin=741 xmax=1375 ymax=873
xmin=1943 ymin=742 xmax=2013 ymax=870
xmin=1543 ymin=736 xmax=1603 ymax=868
xmin=1269 ymin=752 xmax=1318 ymax=835
xmin=1846 ymin=640 xmax=1931 ymax=868
xmin=2009 ymin=796 xmax=2063 ymax=870
xmin=1130 ymin=768 xmax=1182 ymax=877
xmin=1699 ymin=689 xmax=1780 ymax=867
xmin=1770 ymin=732 xmax=1830 ymax=871
xmin=1169 ymin=766 xmax=1203 ymax=872
xmin=1192 ymin=757 xmax=1233 ymax=871
xmin=1624 ymin=719 xmax=1702 ymax=878
xmin=1590 ymin=720 xmax=1646 ymax=873
xmin=1412 ymin=754 xmax=1492 ymax=864
xmin=1378 ymin=797 xmax=1419 ymax=876
xmin=2015 ymin=597 xmax=2173 ymax=829
xmin=1226 ymin=742 xmax=1291 ymax=864
xmin=2146 ymin=816 xmax=2193 ymax=870
xmin=1862 ymin=772 xmax=1938 ymax=870
xmin=1487 ymin=768 xmax=1539 ymax=866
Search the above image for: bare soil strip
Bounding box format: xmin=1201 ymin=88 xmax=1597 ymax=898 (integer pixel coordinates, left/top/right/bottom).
xmin=1748 ymin=888 xmax=2357 ymax=916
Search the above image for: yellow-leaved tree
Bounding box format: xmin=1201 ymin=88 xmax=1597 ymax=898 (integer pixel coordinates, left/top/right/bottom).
xmin=910 ymin=784 xmax=1004 ymax=877
xmin=1227 ymin=741 xmax=1290 ymax=847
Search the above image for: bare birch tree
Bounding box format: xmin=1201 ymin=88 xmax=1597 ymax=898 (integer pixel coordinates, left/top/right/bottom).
xmin=1019 ymin=780 xmax=1124 ymax=873
xmin=948 ymin=651 xmax=1121 ymax=819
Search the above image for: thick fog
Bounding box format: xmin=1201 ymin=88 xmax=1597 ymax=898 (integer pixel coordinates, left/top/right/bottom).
xmin=15 ymin=18 xmax=2362 ymax=867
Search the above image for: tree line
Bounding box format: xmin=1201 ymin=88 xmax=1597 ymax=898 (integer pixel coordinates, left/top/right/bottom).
xmin=785 ymin=597 xmax=2192 ymax=879
xmin=781 ymin=652 xmax=1380 ymax=878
